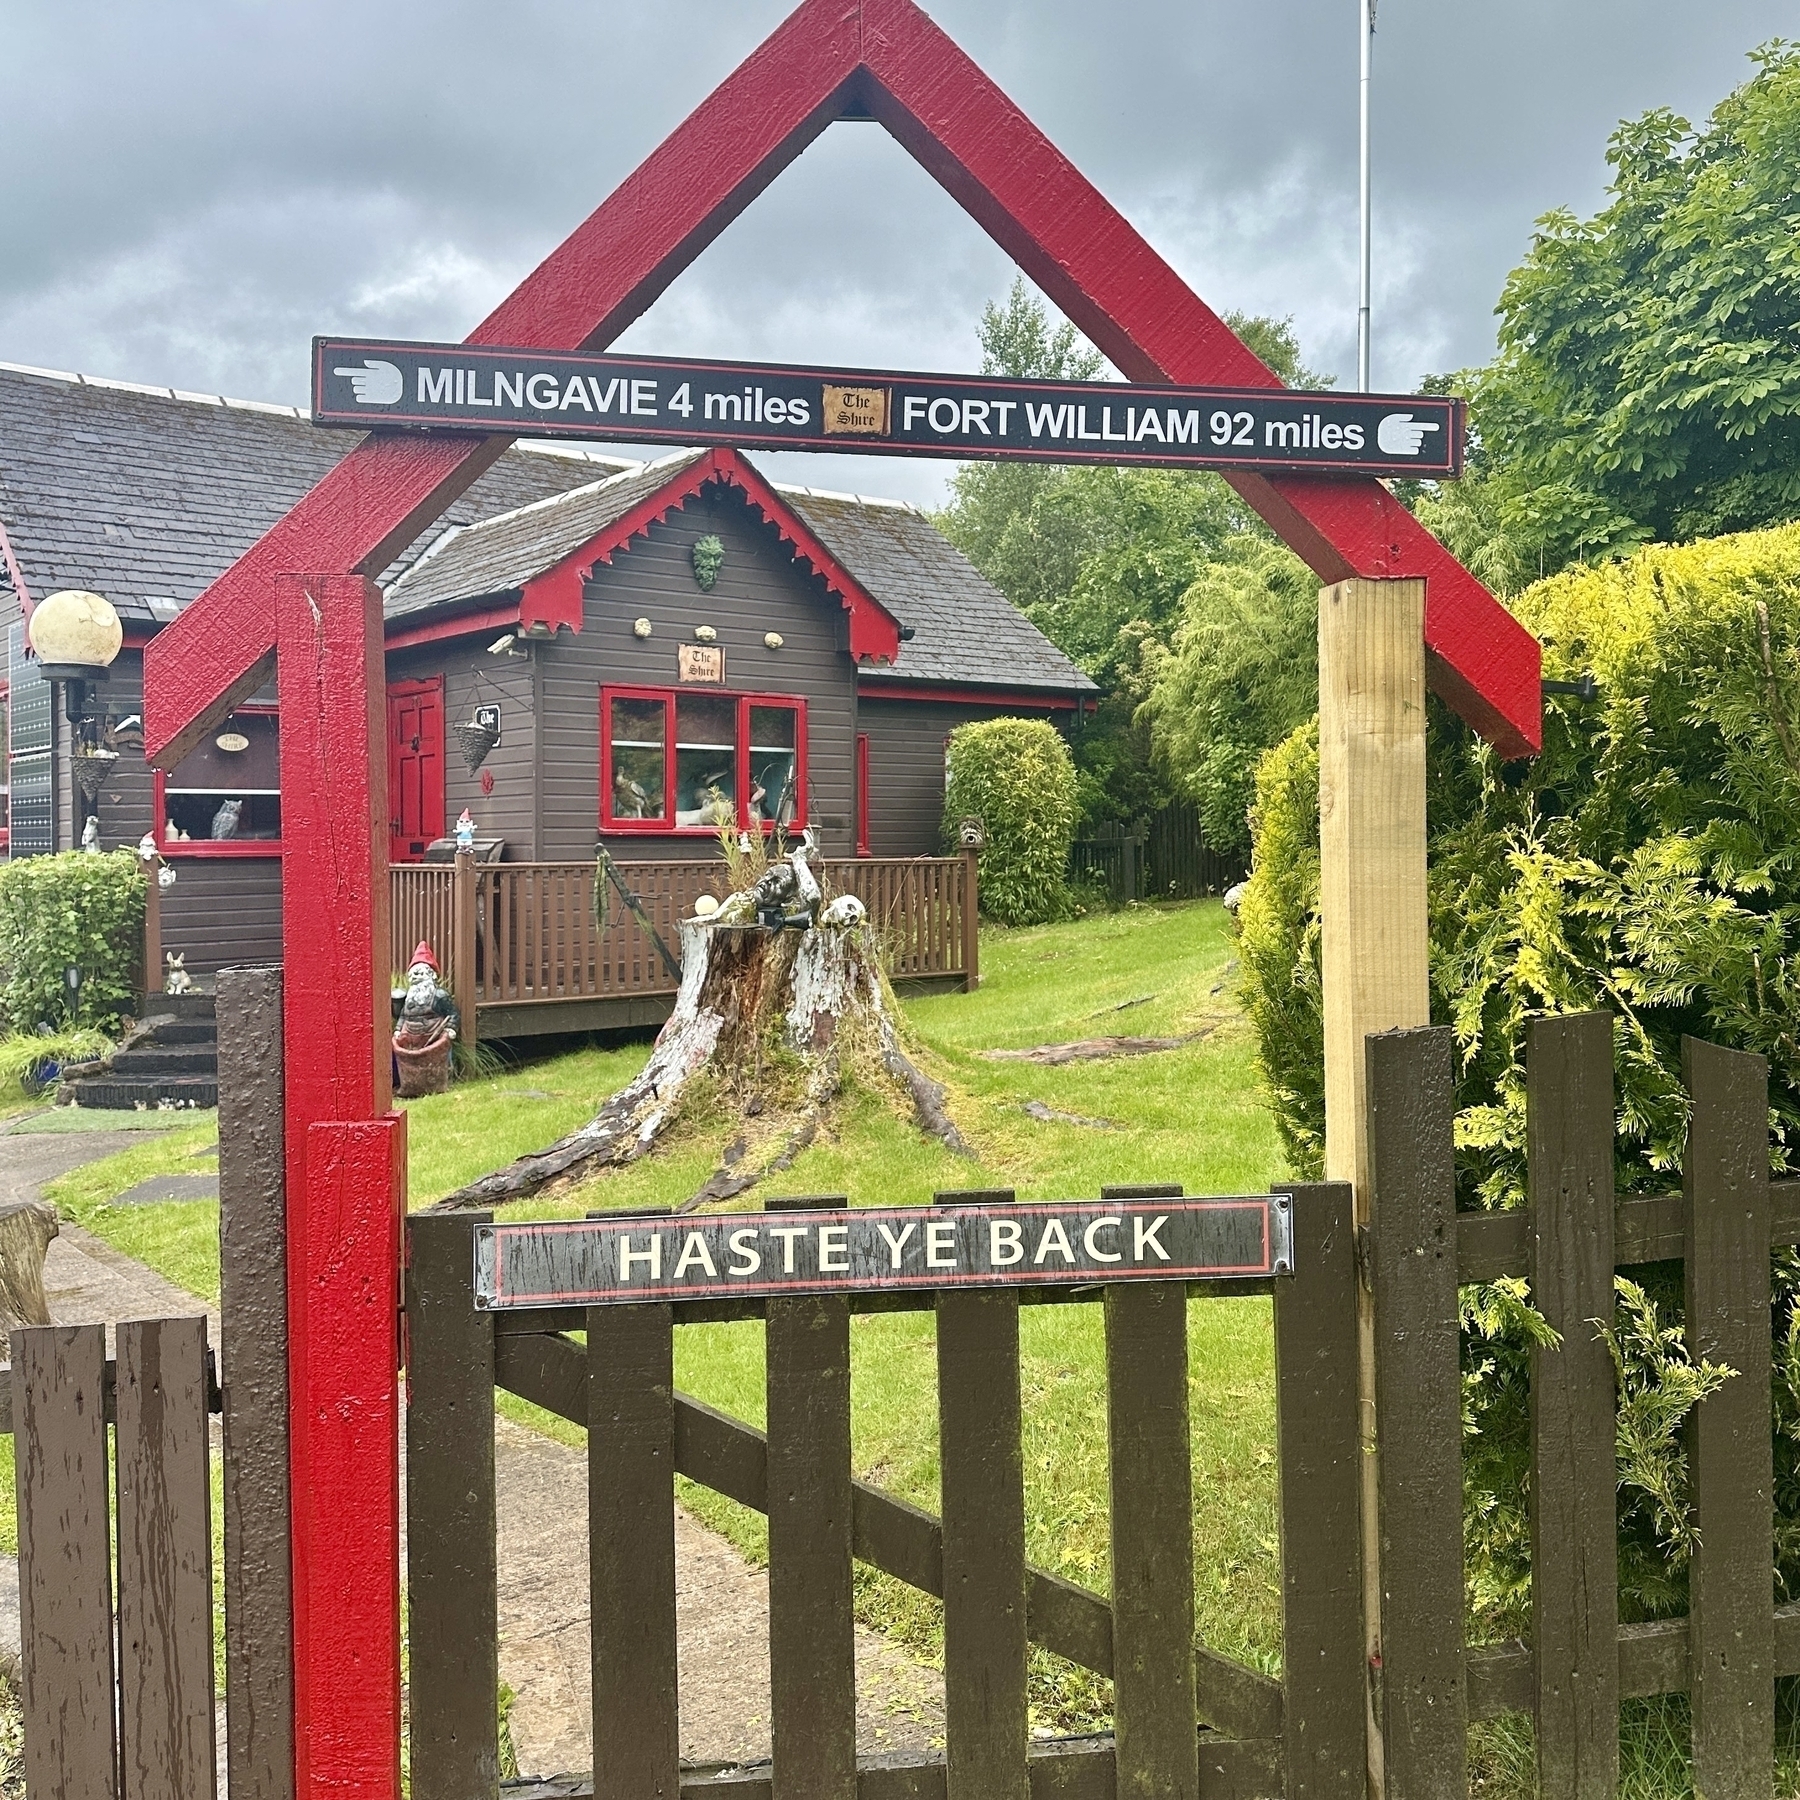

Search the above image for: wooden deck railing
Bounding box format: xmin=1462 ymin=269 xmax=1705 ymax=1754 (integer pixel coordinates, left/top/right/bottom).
xmin=391 ymin=853 xmax=978 ymax=1039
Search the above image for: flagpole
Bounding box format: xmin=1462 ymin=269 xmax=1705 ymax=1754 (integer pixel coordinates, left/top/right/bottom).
xmin=1358 ymin=0 xmax=1374 ymax=392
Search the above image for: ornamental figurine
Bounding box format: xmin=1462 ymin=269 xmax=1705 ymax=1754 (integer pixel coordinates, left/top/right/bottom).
xmin=455 ymin=807 xmax=476 ymax=851
xmin=392 ymin=940 xmax=459 ymax=1097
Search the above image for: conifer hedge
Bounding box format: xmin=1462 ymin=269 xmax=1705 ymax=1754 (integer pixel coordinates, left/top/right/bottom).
xmin=943 ymin=717 xmax=1078 ymax=927
xmin=1241 ymin=523 xmax=1800 ymax=1630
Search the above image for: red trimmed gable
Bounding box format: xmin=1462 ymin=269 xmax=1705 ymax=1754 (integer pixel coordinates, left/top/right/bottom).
xmin=513 ymin=447 xmax=902 ymax=663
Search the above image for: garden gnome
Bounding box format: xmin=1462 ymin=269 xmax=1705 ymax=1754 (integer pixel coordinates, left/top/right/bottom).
xmin=392 ymin=940 xmax=459 ymax=1097
xmin=455 ymin=807 xmax=476 ymax=851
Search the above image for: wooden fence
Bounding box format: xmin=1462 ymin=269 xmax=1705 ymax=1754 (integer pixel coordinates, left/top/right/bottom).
xmin=391 ymin=853 xmax=978 ymax=1038
xmin=1070 ymin=803 xmax=1242 ymax=906
xmin=7 ymin=1318 xmax=220 ymax=1800
xmin=15 ymin=1011 xmax=1800 ymax=1796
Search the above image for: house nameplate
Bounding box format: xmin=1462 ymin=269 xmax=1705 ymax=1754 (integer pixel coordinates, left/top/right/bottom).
xmin=678 ymin=644 xmax=725 ymax=684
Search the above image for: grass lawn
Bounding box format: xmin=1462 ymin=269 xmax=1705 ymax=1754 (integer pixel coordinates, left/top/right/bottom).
xmin=42 ymin=900 xmax=1288 ymax=1728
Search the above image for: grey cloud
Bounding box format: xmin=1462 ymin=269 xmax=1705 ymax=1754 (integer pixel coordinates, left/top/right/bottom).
xmin=4 ymin=1 xmax=1791 ymax=511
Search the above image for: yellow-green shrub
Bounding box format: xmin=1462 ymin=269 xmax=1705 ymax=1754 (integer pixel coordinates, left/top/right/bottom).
xmin=0 ymin=849 xmax=146 ymax=1032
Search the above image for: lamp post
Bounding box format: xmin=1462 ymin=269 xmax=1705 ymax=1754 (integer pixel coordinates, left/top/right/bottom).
xmin=29 ymin=589 xmax=125 ymax=838
xmin=1358 ymin=0 xmax=1376 ymax=392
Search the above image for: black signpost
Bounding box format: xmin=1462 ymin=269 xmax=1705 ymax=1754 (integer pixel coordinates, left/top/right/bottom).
xmin=314 ymin=337 xmax=1462 ymax=480
xmin=474 ymin=1194 xmax=1294 ymax=1310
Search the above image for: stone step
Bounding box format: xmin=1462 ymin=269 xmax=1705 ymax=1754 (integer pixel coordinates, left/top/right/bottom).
xmin=65 ymin=1075 xmax=218 ymax=1112
xmin=142 ymin=990 xmax=215 ymax=1021
xmin=139 ymin=1016 xmax=217 ymax=1045
xmin=111 ymin=1045 xmax=219 ymax=1078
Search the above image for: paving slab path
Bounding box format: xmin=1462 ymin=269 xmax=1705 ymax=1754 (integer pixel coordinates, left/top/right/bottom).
xmin=0 ymin=1116 xmax=947 ymax=1778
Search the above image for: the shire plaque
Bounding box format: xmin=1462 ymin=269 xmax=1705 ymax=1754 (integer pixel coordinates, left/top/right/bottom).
xmin=474 ymin=1194 xmax=1295 ymax=1309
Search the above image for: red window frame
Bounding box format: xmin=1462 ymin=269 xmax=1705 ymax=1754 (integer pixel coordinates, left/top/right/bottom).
xmin=855 ymin=731 xmax=870 ymax=856
xmin=600 ymin=685 xmax=807 ymax=835
xmin=153 ymin=704 xmax=282 ymax=857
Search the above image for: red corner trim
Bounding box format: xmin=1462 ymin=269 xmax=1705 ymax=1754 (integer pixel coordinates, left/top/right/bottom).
xmin=0 ymin=520 xmax=31 ymax=620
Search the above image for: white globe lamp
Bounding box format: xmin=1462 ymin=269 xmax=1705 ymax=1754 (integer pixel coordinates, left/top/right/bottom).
xmin=30 ymin=589 xmax=123 ymax=684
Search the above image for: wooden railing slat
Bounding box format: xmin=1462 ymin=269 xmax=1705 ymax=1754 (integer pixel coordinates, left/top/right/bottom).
xmin=1526 ymin=1014 xmax=1620 ymax=1800
xmin=936 ymin=1279 xmax=1029 ymax=1799
xmin=766 ymin=1273 xmax=858 ymax=1799
xmin=589 ymin=1300 xmax=681 ymax=1797
xmin=1272 ymin=1183 xmax=1364 ymax=1800
xmin=406 ymin=1214 xmax=501 ymax=1799
xmin=15 ymin=1322 xmax=118 ymax=1800
xmin=116 ymin=1316 xmax=216 ymax=1800
xmin=1683 ymin=1034 xmax=1774 ymax=1800
xmin=1366 ymin=1027 xmax=1467 ymax=1799
xmin=1103 ymin=1279 xmax=1199 ymax=1800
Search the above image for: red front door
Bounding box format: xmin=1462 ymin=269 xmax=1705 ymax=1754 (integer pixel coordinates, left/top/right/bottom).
xmin=387 ymin=677 xmax=445 ymax=862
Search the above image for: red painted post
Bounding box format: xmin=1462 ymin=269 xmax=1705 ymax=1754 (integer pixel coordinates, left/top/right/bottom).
xmin=275 ymin=573 xmax=402 ymax=1800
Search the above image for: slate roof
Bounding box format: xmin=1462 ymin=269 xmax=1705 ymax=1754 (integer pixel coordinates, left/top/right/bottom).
xmin=0 ymin=361 xmax=632 ymax=625
xmin=776 ymin=484 xmax=1095 ymax=694
xmin=385 ymin=451 xmax=710 ymax=619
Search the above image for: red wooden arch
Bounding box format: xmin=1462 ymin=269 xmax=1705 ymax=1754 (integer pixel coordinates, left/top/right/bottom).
xmin=140 ymin=6 xmax=1540 ymax=1794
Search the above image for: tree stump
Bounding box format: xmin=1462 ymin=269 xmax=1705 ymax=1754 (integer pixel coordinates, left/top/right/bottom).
xmin=0 ymin=1201 xmax=59 ymax=1330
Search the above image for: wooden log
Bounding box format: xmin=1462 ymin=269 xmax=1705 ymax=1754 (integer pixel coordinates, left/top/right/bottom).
xmin=216 ymin=962 xmax=295 ymax=1800
xmin=1272 ymin=1183 xmax=1364 ymax=1800
xmin=1683 ymin=1035 xmax=1774 ymax=1800
xmin=14 ymin=1322 xmax=116 ymax=1800
xmin=1366 ymin=1027 xmax=1466 ymax=1799
xmin=116 ymin=1316 xmax=217 ymax=1800
xmin=0 ymin=1201 xmax=57 ymax=1330
xmin=1103 ymin=1279 xmax=1198 ymax=1800
xmin=1526 ymin=1014 xmax=1619 ymax=1800
xmin=407 ymin=1213 xmax=501 ymax=1799
xmin=589 ymin=1296 xmax=680 ymax=1799
xmin=1317 ymin=575 xmax=1429 ymax=1797
xmin=936 ymin=1272 xmax=1027 ymax=1799
xmin=766 ymin=1193 xmax=857 ymax=1799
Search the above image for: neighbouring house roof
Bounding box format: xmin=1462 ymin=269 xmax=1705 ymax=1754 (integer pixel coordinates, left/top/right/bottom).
xmin=0 ymin=360 xmax=631 ymax=625
xmin=0 ymin=360 xmax=1094 ymax=697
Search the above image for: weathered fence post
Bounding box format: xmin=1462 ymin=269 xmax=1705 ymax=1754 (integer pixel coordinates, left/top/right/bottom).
xmin=216 ymin=962 xmax=295 ymax=1800
xmin=14 ymin=1322 xmax=116 ymax=1800
xmin=961 ymin=846 xmax=981 ymax=991
xmin=936 ymin=1189 xmax=1028 ymax=1799
xmin=1102 ymin=1177 xmax=1199 ymax=1800
xmin=1366 ymin=1026 xmax=1466 ymax=1799
xmin=765 ymin=1194 xmax=858 ymax=1798
xmin=406 ymin=1213 xmax=500 ymax=1799
xmin=1526 ymin=1013 xmax=1619 ymax=1800
xmin=1273 ymin=1181 xmax=1364 ymax=1800
xmin=454 ymin=847 xmax=479 ymax=1060
xmin=116 ymin=1316 xmax=216 ymax=1800
xmin=142 ymin=853 xmax=162 ymax=1004
xmin=1683 ymin=1035 xmax=1773 ymax=1800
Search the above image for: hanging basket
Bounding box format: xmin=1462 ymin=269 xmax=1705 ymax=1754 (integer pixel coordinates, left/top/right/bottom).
xmin=71 ymin=749 xmax=120 ymax=801
xmin=454 ymin=719 xmax=501 ymax=773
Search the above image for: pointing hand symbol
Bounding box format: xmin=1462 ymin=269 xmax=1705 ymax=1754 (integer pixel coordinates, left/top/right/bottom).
xmin=1376 ymin=412 xmax=1441 ymax=457
xmin=334 ymin=359 xmax=404 ymax=406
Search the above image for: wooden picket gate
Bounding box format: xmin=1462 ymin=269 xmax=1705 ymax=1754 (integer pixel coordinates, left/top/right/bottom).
xmin=405 ymin=1182 xmax=1364 ymax=1799
xmin=7 ymin=1318 xmax=219 ymax=1800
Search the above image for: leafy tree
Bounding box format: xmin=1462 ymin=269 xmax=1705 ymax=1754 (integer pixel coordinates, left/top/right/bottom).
xmin=1138 ymin=538 xmax=1318 ymax=861
xmin=936 ymin=281 xmax=1326 ymax=825
xmin=1418 ymin=43 xmax=1800 ymax=586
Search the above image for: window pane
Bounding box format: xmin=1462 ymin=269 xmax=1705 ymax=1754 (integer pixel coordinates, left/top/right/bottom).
xmin=748 ymin=705 xmax=799 ymax=827
xmin=675 ymin=694 xmax=737 ymax=827
xmin=609 ymin=695 xmax=667 ymax=821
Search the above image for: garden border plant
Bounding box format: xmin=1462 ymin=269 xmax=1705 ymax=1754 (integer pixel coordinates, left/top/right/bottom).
xmin=0 ymin=848 xmax=146 ymax=1035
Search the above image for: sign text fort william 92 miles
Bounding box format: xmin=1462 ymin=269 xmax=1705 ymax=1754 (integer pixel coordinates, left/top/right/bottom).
xmin=313 ymin=337 xmax=1463 ymax=480
xmin=475 ymin=1195 xmax=1295 ymax=1310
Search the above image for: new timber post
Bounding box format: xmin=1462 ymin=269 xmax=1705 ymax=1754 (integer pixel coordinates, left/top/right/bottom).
xmin=1318 ymin=575 xmax=1430 ymax=1793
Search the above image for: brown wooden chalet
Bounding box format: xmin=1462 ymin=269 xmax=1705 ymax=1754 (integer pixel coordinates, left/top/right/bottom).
xmin=0 ymin=361 xmax=1093 ymax=1035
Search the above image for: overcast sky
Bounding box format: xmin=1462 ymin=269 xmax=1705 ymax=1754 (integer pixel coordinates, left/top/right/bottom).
xmin=4 ymin=0 xmax=1789 ymax=507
